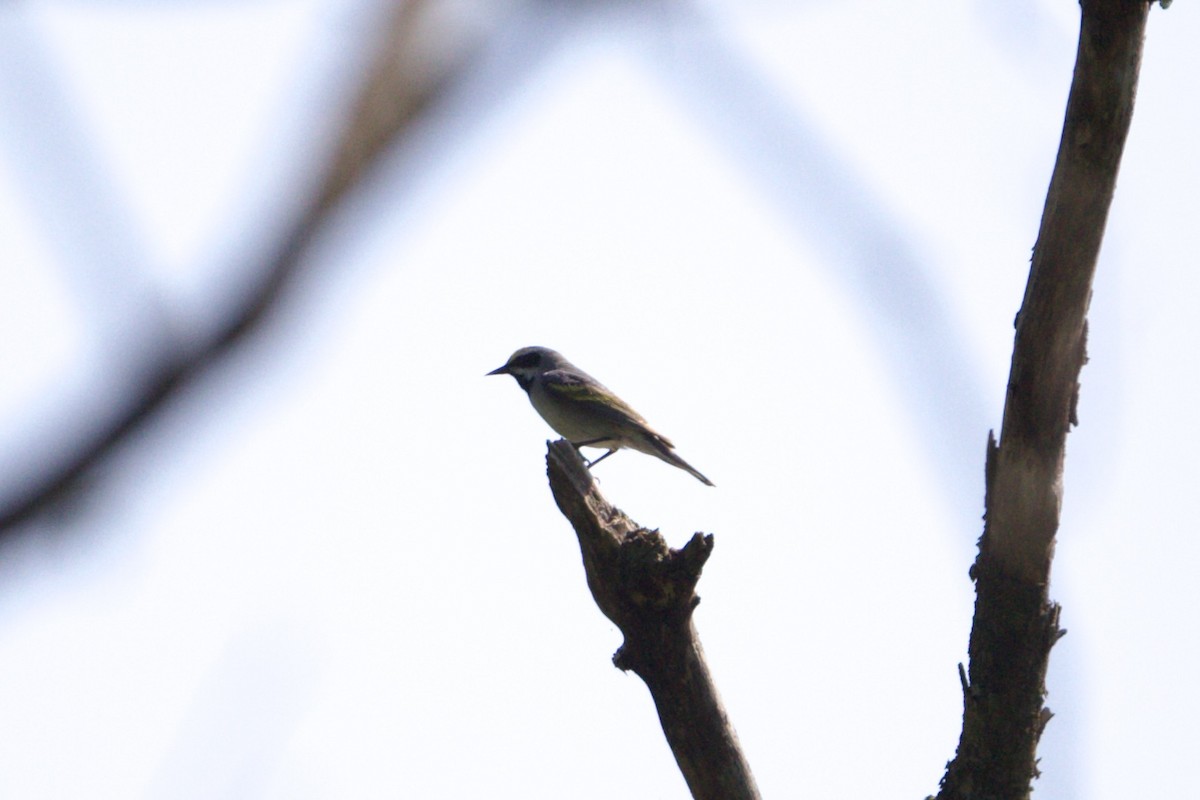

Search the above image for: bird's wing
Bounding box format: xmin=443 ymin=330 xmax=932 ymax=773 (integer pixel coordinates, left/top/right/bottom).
xmin=541 ymin=369 xmax=657 ymax=430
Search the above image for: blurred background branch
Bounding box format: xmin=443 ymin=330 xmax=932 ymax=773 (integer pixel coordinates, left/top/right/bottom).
xmin=0 ymin=0 xmax=453 ymax=534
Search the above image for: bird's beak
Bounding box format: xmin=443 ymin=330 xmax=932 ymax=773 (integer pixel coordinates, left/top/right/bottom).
xmin=486 ymin=364 xmax=510 ymax=376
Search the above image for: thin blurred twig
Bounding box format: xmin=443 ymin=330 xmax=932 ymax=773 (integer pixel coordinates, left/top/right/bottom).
xmin=0 ymin=0 xmax=451 ymax=533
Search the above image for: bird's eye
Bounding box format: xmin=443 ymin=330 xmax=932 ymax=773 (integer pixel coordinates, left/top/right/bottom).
xmin=512 ymin=352 xmax=541 ymax=369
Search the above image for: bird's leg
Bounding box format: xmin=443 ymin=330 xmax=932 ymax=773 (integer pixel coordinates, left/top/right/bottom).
xmin=570 ymin=438 xmax=617 ymax=469
xmin=588 ymin=450 xmax=624 ymax=470
xmin=584 ymin=448 xmax=617 ymax=469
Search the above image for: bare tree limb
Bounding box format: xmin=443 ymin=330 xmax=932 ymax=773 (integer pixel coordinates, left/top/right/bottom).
xmin=989 ymin=0 xmax=1149 ymax=587
xmin=938 ymin=2 xmax=1150 ymax=797
xmin=545 ymin=440 xmax=760 ymax=800
xmin=0 ymin=0 xmax=448 ymax=533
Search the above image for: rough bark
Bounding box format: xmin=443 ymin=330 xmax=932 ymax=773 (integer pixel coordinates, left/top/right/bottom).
xmin=938 ymin=2 xmax=1150 ymax=798
xmin=546 ymin=440 xmax=760 ymax=800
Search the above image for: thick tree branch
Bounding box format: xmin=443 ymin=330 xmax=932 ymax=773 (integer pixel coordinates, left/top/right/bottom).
xmin=545 ymin=440 xmax=760 ymax=800
xmin=938 ymin=2 xmax=1150 ymax=798
xmin=989 ymin=0 xmax=1148 ymax=587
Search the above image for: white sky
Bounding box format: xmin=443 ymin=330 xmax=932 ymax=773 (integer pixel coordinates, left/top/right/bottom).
xmin=0 ymin=1 xmax=1197 ymax=798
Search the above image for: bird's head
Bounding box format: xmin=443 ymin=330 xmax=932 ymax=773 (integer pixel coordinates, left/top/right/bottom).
xmin=486 ymin=346 xmax=568 ymax=390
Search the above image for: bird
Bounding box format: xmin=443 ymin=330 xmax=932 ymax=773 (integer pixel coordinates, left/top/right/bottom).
xmin=487 ymin=346 xmax=714 ymax=486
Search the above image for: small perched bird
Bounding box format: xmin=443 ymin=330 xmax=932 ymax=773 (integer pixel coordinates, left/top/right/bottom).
xmin=487 ymin=346 xmax=714 ymax=486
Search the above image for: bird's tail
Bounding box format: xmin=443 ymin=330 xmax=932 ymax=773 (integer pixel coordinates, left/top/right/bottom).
xmin=642 ymin=432 xmax=715 ymax=486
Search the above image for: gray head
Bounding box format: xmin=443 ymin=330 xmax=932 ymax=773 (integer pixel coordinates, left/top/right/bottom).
xmin=486 ymin=346 xmax=572 ymax=391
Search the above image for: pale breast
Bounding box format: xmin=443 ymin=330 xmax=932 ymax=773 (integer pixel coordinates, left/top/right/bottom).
xmin=528 ymin=383 xmax=620 ymax=447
